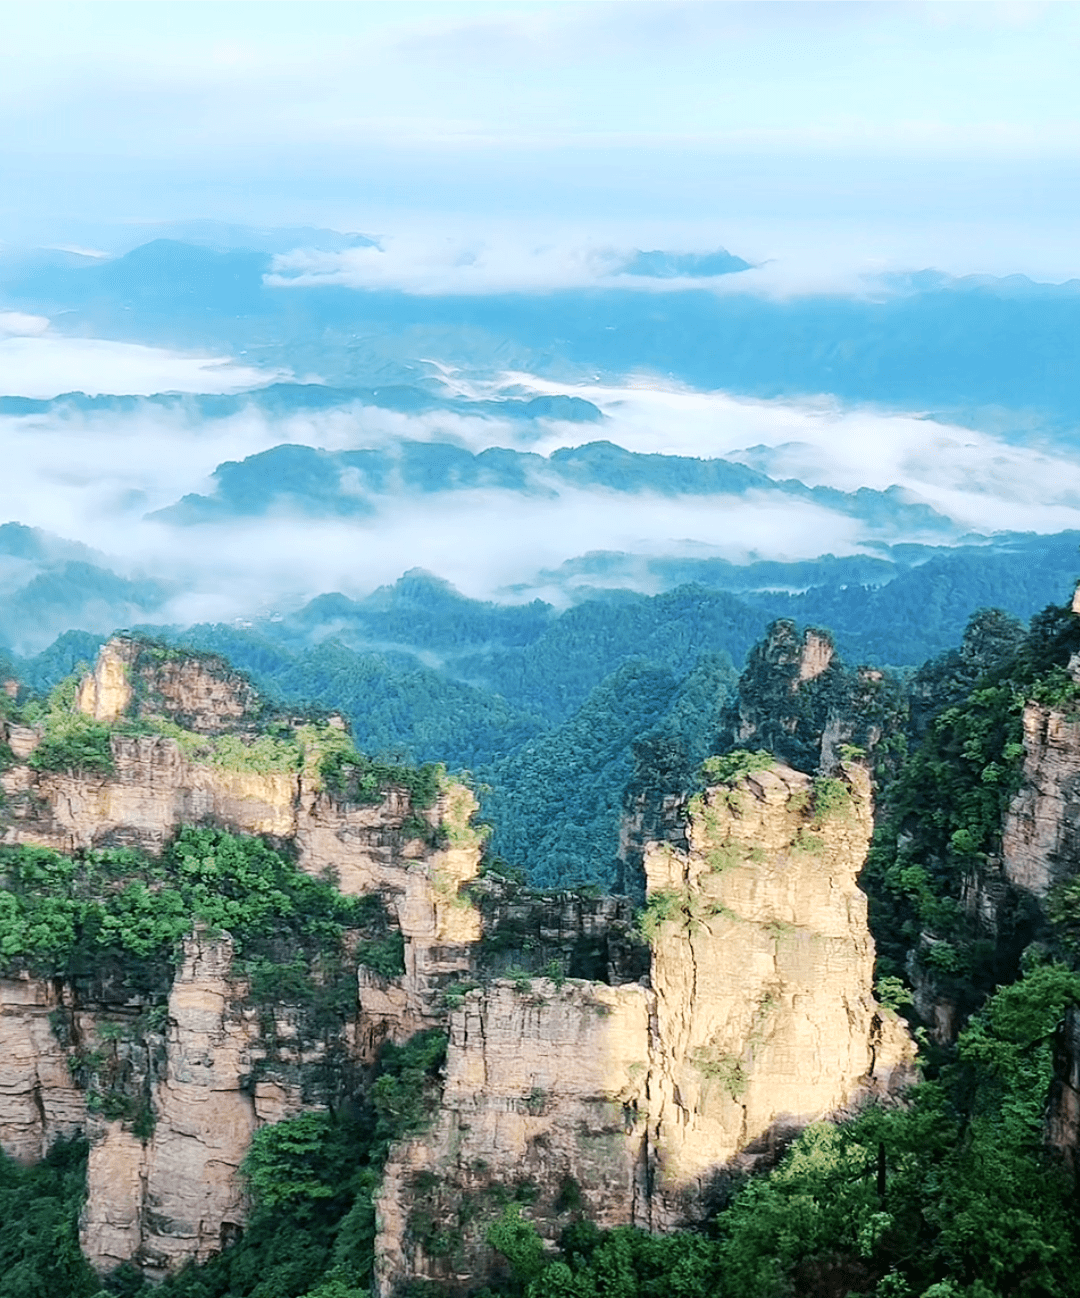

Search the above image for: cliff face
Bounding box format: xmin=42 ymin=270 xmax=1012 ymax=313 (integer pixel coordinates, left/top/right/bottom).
xmin=1002 ymin=698 xmax=1080 ymax=899
xmin=0 ymin=639 xmax=486 ymax=1277
xmin=372 ymin=760 xmax=913 ymax=1294
xmin=997 ymin=670 xmax=1080 ymax=1159
xmin=79 ymin=932 xmax=266 ymax=1278
xmin=642 ymin=762 xmax=912 ymax=1223
xmin=0 ymin=975 xmax=87 ymax=1162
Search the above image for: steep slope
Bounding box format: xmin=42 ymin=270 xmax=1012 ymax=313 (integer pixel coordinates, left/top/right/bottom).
xmin=371 ymin=757 xmax=913 ymax=1294
xmin=0 ymin=634 xmax=913 ymax=1295
xmin=0 ymin=638 xmax=487 ymax=1277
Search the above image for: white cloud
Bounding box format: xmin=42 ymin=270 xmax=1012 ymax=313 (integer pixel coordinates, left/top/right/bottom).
xmin=0 ymin=312 xmax=49 ymax=337
xmin=487 ymin=372 xmax=1080 ymax=536
xmin=267 ymin=234 xmax=753 ymax=297
xmin=0 ymin=336 xmax=286 ymax=398
xmin=2 ymin=370 xmax=1080 ymax=642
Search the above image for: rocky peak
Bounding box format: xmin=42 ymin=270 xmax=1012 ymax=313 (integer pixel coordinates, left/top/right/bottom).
xmin=715 ymin=619 xmax=903 ymax=779
xmin=76 ymin=636 xmax=262 ymax=734
xmin=372 ymin=757 xmax=913 ymax=1294
xmin=795 ymin=628 xmax=835 ymax=683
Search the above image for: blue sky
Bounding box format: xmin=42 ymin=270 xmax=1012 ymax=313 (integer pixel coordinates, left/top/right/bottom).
xmin=3 ymin=1 xmax=1080 ymax=278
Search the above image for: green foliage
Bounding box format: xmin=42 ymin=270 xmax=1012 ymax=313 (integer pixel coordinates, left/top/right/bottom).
xmin=151 ymin=720 xmax=301 ymax=773
xmin=874 ymin=975 xmax=913 ymax=1013
xmin=369 ymin=1030 xmax=448 ymax=1153
xmin=0 ymin=1138 xmax=99 ymax=1298
xmin=487 ymin=1215 xmax=724 ymax=1298
xmin=863 ymin=598 xmax=1080 ymax=995
xmin=244 ymin=1112 xmax=342 ymax=1209
xmin=715 ymin=963 xmax=1080 ymax=1298
xmin=24 ymin=674 xmax=115 ymax=774
xmin=700 ymin=749 xmax=773 ymax=785
xmin=320 ymin=747 xmax=442 ymax=810
xmin=480 ymin=657 xmax=735 ymax=890
xmin=355 ymin=930 xmax=406 ymax=979
xmin=487 ymin=1207 xmax=548 ymax=1291
xmin=637 ymin=888 xmax=685 ymax=941
xmin=0 ymin=828 xmax=371 ymax=978
xmin=553 ymin=1176 xmax=583 ymax=1215
xmin=810 ymin=775 xmax=851 ymax=822
xmin=689 ymin=1045 xmax=746 ymax=1098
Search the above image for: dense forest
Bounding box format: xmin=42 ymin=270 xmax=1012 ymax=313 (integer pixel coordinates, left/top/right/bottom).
xmin=6 ymin=531 xmax=1080 ymax=889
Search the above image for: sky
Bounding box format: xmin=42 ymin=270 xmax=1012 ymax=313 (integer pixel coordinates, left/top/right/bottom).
xmin=2 ymin=0 xmax=1079 ymax=641
xmin=3 ymin=1 xmax=1080 ymax=281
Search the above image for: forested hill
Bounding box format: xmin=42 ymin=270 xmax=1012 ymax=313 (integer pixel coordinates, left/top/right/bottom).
xmin=6 ymin=580 xmax=1080 ymax=1298
xmin=8 ymin=531 xmax=1079 ymax=889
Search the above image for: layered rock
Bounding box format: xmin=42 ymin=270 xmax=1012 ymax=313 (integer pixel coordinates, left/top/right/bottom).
xmin=642 ymin=762 xmax=912 ymax=1224
xmin=76 ymin=638 xmax=259 ymax=732
xmin=373 ymin=761 xmax=914 ymax=1294
xmin=1002 ymin=701 xmax=1080 ymax=899
xmin=79 ymin=933 xmax=270 ymax=1278
xmin=0 ymin=976 xmax=87 ymax=1161
xmin=375 ymin=980 xmax=652 ymax=1296
xmin=0 ymin=639 xmax=486 ymax=1277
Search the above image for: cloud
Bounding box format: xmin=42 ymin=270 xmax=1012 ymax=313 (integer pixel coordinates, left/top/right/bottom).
xmin=8 ymin=0 xmax=1080 ymax=285
xmin=0 ymin=336 xmax=287 ymax=398
xmin=486 ymin=373 xmax=1080 ymax=537
xmin=267 ymin=235 xmax=753 ymax=297
xmin=3 ymin=366 xmax=1080 ymax=644
xmin=0 ymin=312 xmax=49 ymax=336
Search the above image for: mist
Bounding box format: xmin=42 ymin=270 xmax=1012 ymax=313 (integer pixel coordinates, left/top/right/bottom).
xmin=0 ymin=331 xmax=288 ymax=398
xmin=3 ymin=361 xmax=1080 ymax=652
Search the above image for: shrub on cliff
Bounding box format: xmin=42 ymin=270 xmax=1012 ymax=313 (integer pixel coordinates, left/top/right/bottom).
xmin=863 ymin=594 xmax=1080 ymax=1002
xmin=0 ymin=827 xmax=374 ymax=981
xmin=319 ymin=746 xmax=442 ymax=809
xmin=19 ymin=672 xmax=115 ymax=775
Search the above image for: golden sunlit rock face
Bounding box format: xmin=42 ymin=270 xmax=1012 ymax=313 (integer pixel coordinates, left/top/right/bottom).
xmin=372 ymin=762 xmax=914 ymax=1295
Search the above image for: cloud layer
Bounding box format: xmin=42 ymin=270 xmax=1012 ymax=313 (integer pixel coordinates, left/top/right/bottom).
xmin=0 ymin=333 xmax=286 ymax=399
xmin=4 ymin=2 xmax=1080 ymax=290
xmin=1 ymin=363 xmax=1079 ymax=643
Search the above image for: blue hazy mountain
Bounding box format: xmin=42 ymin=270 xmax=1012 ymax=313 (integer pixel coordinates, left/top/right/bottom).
xmin=6 ymin=237 xmax=1080 ymax=434
xmin=150 ymin=438 xmax=954 ymax=536
xmin=0 ymin=523 xmax=169 ymax=652
xmin=107 ymin=220 xmax=380 ymax=256
xmin=617 ymin=248 xmax=752 ymax=277
xmin=0 ymin=384 xmax=603 ymax=424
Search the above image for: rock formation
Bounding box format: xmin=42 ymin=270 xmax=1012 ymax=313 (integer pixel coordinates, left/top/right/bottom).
xmin=0 ymin=639 xmax=486 ymax=1275
xmin=0 ymin=636 xmax=914 ymax=1292
xmin=718 ymin=619 xmax=901 ymax=776
xmin=1002 ymin=699 xmax=1080 ymax=899
xmin=372 ymin=759 xmax=914 ymax=1294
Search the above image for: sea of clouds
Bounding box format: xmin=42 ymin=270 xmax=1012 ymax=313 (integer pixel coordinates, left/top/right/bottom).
xmin=2 ymin=317 xmax=1079 ymax=636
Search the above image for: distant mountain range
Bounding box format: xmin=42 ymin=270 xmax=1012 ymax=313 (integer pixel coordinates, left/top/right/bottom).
xmin=6 ymin=236 xmax=1080 ymax=436
xmin=0 ymin=383 xmax=604 ymax=425
xmin=148 ymin=437 xmax=954 ymax=536
xmin=6 ymin=525 xmax=1078 ymax=684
